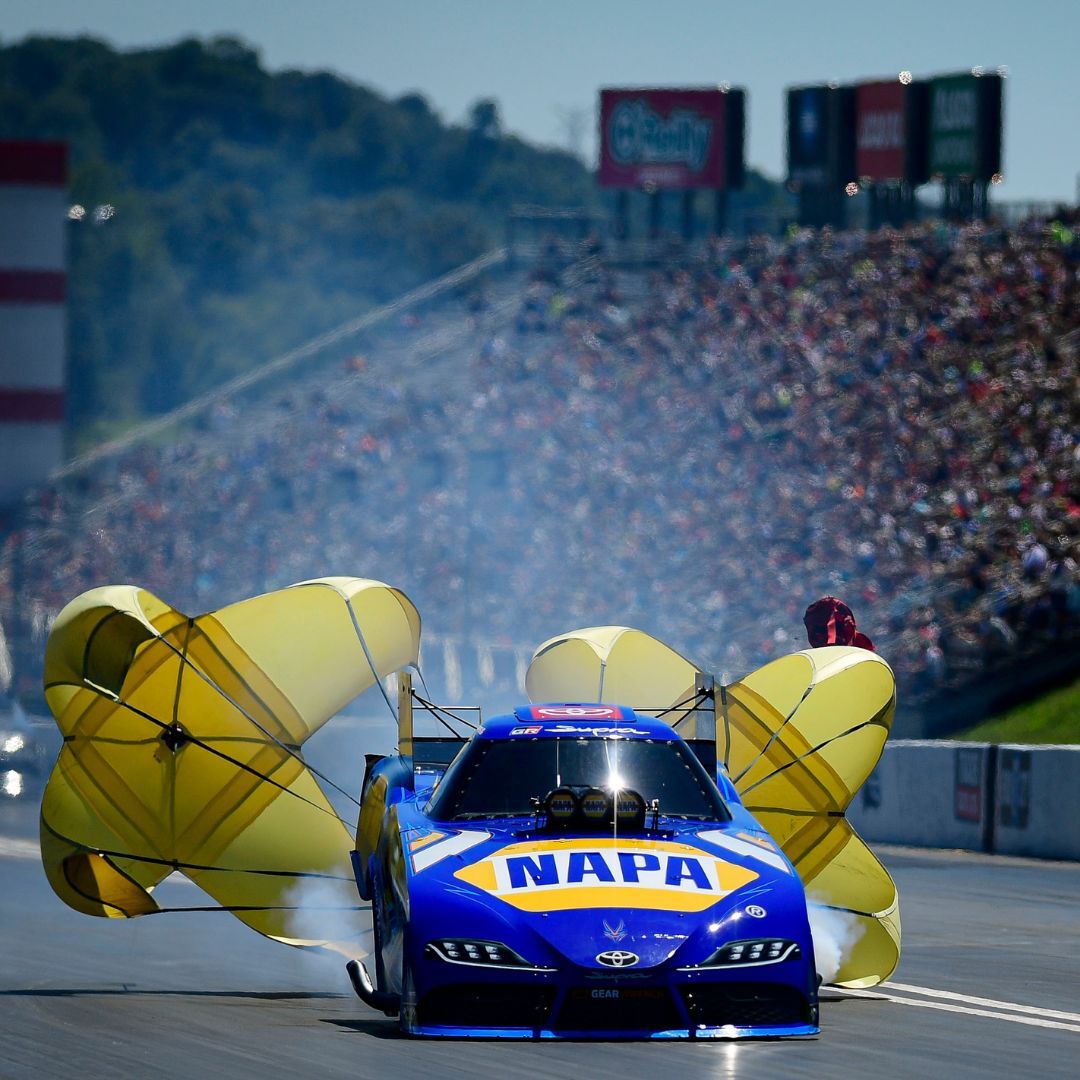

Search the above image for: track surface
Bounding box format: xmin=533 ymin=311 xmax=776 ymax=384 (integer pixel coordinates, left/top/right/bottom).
xmin=2 ymin=795 xmax=1078 ymax=1079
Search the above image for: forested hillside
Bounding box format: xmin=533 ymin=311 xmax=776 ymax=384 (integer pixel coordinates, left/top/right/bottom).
xmin=0 ymin=35 xmax=597 ymax=441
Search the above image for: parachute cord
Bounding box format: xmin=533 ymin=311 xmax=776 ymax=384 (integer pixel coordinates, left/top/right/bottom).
xmin=142 ymin=632 xmax=363 ymax=812
xmin=68 ymin=687 xmax=357 ymax=830
xmin=730 ymin=681 xmax=816 ymax=785
xmin=148 ymin=904 xmax=372 ymax=915
xmin=40 ymin=815 xmax=357 ymax=879
xmin=410 ymin=693 xmax=479 ymax=735
xmin=305 ymin=580 xmax=398 ymax=720
xmin=737 ymin=713 xmax=892 ymax=798
xmin=411 ymin=661 xmax=433 ymax=702
xmin=663 ymin=689 xmax=711 ymax=728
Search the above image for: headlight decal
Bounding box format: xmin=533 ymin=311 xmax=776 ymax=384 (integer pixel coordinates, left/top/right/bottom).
xmin=679 ymin=938 xmax=802 ymax=970
xmin=425 ymin=938 xmax=556 ymax=972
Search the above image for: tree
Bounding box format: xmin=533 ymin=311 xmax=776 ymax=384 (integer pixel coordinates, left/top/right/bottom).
xmin=0 ymin=34 xmax=602 ymax=445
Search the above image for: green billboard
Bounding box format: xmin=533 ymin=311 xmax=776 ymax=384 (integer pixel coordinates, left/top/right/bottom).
xmin=928 ymin=73 xmax=1002 ymax=179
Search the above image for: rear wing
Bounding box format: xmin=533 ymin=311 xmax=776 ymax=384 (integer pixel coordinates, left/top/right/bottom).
xmin=398 ymin=671 xmax=471 ymax=773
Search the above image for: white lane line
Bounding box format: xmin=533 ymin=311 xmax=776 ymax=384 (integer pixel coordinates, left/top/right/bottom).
xmin=885 ymin=982 xmax=1080 ymax=1024
xmin=835 ymin=987 xmax=1080 ymax=1034
xmin=0 ymin=835 xmax=40 ymax=860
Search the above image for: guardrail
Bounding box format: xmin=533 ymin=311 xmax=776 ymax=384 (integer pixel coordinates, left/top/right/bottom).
xmin=848 ymin=740 xmax=1080 ymax=860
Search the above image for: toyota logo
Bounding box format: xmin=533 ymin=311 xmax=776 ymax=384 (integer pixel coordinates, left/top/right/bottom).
xmin=596 ymin=950 xmax=639 ymax=968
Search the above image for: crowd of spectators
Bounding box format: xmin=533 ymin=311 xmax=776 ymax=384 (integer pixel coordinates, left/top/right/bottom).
xmin=1 ymin=213 xmax=1077 ymax=711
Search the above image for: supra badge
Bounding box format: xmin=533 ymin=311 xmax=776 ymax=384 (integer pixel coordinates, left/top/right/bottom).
xmin=596 ymin=950 xmax=639 ymax=968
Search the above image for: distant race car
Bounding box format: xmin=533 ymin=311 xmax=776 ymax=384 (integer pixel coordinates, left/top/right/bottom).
xmin=351 ymin=701 xmax=820 ymax=1039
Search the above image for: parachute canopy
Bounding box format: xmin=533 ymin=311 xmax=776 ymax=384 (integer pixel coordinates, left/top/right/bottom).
xmin=527 ymin=626 xmax=700 ymax=717
xmin=526 ymin=627 xmax=899 ymax=988
xmin=40 ymin=577 xmax=420 ymax=957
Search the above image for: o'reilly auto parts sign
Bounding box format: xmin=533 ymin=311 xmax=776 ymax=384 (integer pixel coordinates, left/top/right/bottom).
xmin=928 ymin=72 xmax=1003 ymax=179
xmin=598 ymin=88 xmax=744 ymax=190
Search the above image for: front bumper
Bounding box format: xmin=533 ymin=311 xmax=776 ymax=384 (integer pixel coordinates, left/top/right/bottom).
xmin=400 ymin=969 xmax=818 ymax=1039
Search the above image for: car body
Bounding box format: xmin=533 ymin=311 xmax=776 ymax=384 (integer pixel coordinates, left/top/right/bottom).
xmin=351 ymin=703 xmax=819 ymax=1039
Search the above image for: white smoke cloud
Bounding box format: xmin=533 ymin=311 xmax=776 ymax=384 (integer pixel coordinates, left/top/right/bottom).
xmin=807 ymin=897 xmax=864 ymax=985
xmin=283 ymin=874 xmax=374 ymax=969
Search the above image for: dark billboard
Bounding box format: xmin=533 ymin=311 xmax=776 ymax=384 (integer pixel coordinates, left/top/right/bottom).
xmin=786 ymin=85 xmax=855 ymax=190
xmin=928 ymin=72 xmax=1003 ymax=180
xmin=598 ymin=88 xmax=744 ymax=190
xmin=787 ymin=86 xmax=828 ymax=186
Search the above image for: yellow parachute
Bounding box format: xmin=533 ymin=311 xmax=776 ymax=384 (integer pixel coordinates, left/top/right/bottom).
xmin=41 ymin=584 xmax=897 ymax=985
xmin=526 ymin=626 xmax=900 ymax=987
xmin=40 ymin=577 xmax=420 ymax=958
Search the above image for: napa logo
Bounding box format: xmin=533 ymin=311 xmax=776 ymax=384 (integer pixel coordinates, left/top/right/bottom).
xmin=454 ymin=838 xmax=758 ymax=912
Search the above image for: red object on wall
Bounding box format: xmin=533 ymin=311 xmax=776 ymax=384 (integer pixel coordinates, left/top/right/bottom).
xmin=0 ymin=388 xmax=66 ymax=422
xmin=0 ymin=270 xmax=66 ymax=303
xmin=0 ymin=141 xmax=68 ymax=185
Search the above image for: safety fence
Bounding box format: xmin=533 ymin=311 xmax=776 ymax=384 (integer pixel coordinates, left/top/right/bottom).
xmin=848 ymin=740 xmax=1080 ymax=861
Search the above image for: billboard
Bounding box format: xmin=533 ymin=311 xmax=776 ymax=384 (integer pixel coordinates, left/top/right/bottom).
xmin=928 ymin=72 xmax=1003 ymax=179
xmin=855 ymin=80 xmax=906 ymax=181
xmin=598 ymin=88 xmax=743 ymax=190
xmin=854 ymin=79 xmax=930 ymax=184
xmin=786 ymin=85 xmax=855 ymax=190
xmin=787 ymin=86 xmax=829 ymax=186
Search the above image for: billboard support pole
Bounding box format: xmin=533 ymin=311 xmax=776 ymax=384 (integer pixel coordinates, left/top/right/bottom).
xmin=681 ymin=191 xmax=695 ymax=241
xmin=868 ymin=186 xmax=881 ymax=230
xmin=614 ymin=190 xmax=629 ymax=241
xmin=648 ymin=190 xmax=662 ymax=239
xmin=714 ymin=189 xmax=728 ymax=235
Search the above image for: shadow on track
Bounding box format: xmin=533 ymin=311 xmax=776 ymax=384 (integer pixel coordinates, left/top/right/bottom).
xmin=320 ymin=1017 xmax=405 ymax=1039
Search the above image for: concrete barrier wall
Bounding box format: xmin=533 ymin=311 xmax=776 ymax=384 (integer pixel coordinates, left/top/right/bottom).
xmin=993 ymin=745 xmax=1080 ymax=860
xmin=848 ymin=741 xmax=992 ymax=851
xmin=848 ymin=740 xmax=1080 ymax=861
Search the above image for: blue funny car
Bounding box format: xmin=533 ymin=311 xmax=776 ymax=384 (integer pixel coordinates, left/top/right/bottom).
xmin=349 ymin=701 xmax=819 ymax=1039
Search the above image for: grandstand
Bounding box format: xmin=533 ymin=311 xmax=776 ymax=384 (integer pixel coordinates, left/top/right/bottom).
xmin=0 ymin=212 xmax=1077 ymax=733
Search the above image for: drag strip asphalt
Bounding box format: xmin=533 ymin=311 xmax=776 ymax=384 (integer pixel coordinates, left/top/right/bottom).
xmin=1 ymin=806 xmax=1077 ymax=1079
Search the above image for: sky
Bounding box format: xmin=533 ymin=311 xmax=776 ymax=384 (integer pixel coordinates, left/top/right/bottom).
xmin=6 ymin=0 xmax=1078 ymax=203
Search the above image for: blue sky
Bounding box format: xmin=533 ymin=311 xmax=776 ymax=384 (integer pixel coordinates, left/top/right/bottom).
xmin=6 ymin=0 xmax=1078 ymax=202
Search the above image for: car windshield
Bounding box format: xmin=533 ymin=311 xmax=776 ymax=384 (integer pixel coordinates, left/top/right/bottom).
xmin=426 ymin=736 xmax=730 ymax=822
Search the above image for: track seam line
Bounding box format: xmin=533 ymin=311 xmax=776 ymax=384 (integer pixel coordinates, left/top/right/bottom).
xmin=884 ymin=981 xmax=1080 ymax=1023
xmin=834 ymin=987 xmax=1080 ymax=1033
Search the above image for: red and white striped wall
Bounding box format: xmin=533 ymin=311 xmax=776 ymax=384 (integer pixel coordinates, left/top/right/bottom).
xmin=0 ymin=141 xmax=67 ymax=504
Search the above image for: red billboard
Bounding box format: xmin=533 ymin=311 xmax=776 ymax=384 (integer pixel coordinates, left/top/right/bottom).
xmin=599 ymin=88 xmax=738 ymax=190
xmin=855 ymin=80 xmax=906 ymax=181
